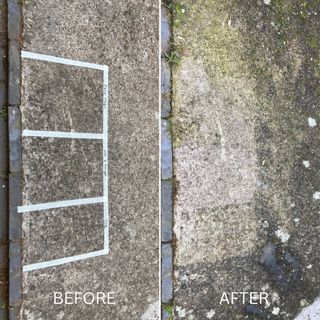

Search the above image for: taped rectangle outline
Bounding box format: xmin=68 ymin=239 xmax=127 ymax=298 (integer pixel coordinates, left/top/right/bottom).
xmin=20 ymin=51 xmax=109 ymax=272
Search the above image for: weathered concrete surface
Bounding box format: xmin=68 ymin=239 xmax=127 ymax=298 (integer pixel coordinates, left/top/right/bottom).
xmin=172 ymin=0 xmax=320 ymax=319
xmin=20 ymin=1 xmax=159 ymax=319
xmin=23 ymin=204 xmax=104 ymax=265
xmin=21 ymin=61 xmax=103 ymax=133
xmin=22 ymin=137 xmax=103 ymax=204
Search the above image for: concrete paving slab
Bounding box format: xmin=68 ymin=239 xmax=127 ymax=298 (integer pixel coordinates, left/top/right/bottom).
xmin=22 ymin=138 xmax=103 ymax=204
xmin=172 ymin=0 xmax=320 ymax=319
xmin=16 ymin=1 xmax=159 ymax=319
xmin=21 ymin=60 xmax=103 ymax=133
xmin=23 ymin=204 xmax=104 ymax=265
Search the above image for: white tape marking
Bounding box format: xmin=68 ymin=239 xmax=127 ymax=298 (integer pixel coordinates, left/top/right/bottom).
xmin=20 ymin=51 xmax=110 ymax=267
xmin=21 ymin=51 xmax=105 ymax=70
xmin=18 ymin=197 xmax=105 ymax=213
xmin=103 ymin=66 xmax=109 ymax=252
xmin=23 ymin=249 xmax=109 ymax=272
xmin=22 ymin=130 xmax=103 ymax=140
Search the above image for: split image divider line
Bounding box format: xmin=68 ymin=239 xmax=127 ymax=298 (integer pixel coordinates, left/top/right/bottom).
xmin=19 ymin=51 xmax=109 ymax=272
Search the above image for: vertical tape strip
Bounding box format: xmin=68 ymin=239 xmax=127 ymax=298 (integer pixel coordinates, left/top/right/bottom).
xmin=103 ymin=66 xmax=109 ymax=252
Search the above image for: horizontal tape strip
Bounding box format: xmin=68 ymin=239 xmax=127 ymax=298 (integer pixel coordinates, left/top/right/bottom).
xmin=23 ymin=130 xmax=103 ymax=140
xmin=18 ymin=197 xmax=106 ymax=213
xmin=23 ymin=249 xmax=109 ymax=272
xmin=21 ymin=51 xmax=107 ymax=71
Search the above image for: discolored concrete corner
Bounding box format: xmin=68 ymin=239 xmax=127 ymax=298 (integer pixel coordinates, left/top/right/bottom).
xmin=172 ymin=0 xmax=320 ymax=319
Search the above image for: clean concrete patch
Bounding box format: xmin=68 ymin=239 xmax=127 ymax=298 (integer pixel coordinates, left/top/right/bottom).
xmin=173 ymin=59 xmax=258 ymax=266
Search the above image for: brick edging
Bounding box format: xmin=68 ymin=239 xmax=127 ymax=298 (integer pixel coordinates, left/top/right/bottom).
xmin=161 ymin=3 xmax=173 ymax=320
xmin=0 ymin=0 xmax=9 ymax=318
xmin=7 ymin=0 xmax=22 ymax=319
